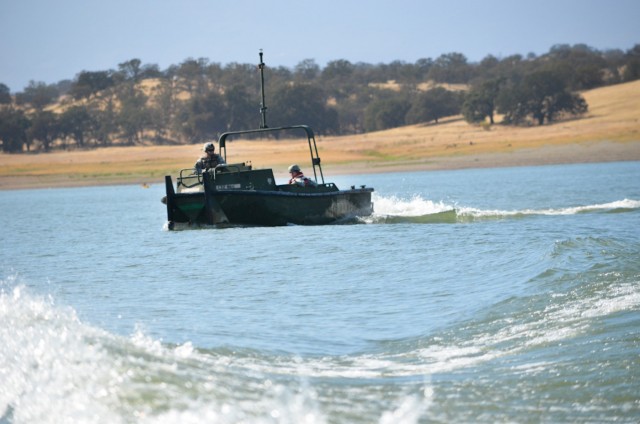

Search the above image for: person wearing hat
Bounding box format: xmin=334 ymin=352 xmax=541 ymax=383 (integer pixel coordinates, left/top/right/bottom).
xmin=288 ymin=164 xmax=317 ymax=187
xmin=194 ymin=142 xmax=225 ymax=174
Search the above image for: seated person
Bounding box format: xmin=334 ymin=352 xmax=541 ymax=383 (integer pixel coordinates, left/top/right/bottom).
xmin=288 ymin=164 xmax=317 ymax=187
xmin=194 ymin=142 xmax=225 ymax=174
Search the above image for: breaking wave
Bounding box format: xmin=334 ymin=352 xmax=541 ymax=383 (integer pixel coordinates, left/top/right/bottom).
xmin=0 ymin=279 xmax=432 ymax=424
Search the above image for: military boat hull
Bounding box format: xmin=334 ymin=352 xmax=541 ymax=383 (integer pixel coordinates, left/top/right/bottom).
xmin=164 ymin=172 xmax=373 ymax=228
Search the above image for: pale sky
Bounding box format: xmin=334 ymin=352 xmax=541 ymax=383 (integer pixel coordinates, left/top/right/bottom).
xmin=1 ymin=0 xmax=638 ymax=92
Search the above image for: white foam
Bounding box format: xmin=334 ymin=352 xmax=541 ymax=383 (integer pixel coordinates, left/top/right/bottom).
xmin=0 ymin=283 xmax=332 ymax=424
xmin=371 ymin=193 xmax=455 ymax=217
xmin=379 ymin=388 xmax=433 ymax=424
xmin=460 ymin=198 xmax=640 ymax=219
xmin=370 ymin=195 xmax=640 ymax=222
xmin=0 ymin=284 xmax=121 ymax=423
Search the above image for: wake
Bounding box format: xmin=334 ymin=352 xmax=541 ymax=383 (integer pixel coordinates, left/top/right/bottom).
xmin=365 ymin=195 xmax=640 ymax=224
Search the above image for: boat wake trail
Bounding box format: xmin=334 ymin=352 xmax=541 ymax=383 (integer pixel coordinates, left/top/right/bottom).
xmin=366 ymin=195 xmax=640 ymax=224
xmin=4 ymin=265 xmax=639 ymax=423
xmin=1 ymin=280 xmax=435 ymax=423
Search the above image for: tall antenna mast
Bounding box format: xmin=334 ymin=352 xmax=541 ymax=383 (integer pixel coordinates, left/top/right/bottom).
xmin=258 ymin=50 xmax=268 ymax=128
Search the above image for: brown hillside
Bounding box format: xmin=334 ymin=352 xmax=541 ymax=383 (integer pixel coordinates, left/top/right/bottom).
xmin=1 ymin=80 xmax=639 ymax=190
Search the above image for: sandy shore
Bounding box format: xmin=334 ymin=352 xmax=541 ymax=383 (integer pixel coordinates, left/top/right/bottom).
xmin=1 ymin=140 xmax=638 ymax=190
xmin=1 ymin=80 xmax=639 ymax=190
xmin=324 ymin=140 xmax=640 ymax=174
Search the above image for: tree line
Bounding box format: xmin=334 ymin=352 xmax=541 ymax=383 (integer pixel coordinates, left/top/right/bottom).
xmin=1 ymin=43 xmax=639 ymax=153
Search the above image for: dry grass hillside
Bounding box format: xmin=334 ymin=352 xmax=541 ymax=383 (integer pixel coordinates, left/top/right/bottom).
xmin=1 ymin=80 xmax=639 ymax=190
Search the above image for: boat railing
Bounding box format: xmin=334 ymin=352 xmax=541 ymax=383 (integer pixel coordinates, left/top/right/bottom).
xmin=177 ymin=169 xmax=202 ymax=190
xmin=177 ymin=162 xmax=253 ymax=188
xmin=218 ymin=124 xmax=325 ymax=185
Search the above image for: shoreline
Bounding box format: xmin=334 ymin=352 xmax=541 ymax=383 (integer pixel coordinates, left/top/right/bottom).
xmin=321 ymin=140 xmax=640 ymax=174
xmin=2 ymin=79 xmax=639 ymax=190
xmin=0 ymin=80 xmax=640 ymax=191
xmin=1 ymin=140 xmax=638 ymax=190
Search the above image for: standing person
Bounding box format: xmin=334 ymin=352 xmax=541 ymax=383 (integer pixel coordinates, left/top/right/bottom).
xmin=288 ymin=164 xmax=317 ymax=187
xmin=194 ymin=142 xmax=225 ymax=174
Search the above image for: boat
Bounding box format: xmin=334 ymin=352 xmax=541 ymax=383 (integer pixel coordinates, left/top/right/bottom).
xmin=162 ymin=52 xmax=374 ymax=229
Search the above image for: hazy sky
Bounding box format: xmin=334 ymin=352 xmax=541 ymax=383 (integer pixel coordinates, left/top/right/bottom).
xmin=1 ymin=0 xmax=638 ymax=92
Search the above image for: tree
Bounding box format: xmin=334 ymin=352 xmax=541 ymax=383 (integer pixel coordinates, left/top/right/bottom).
xmin=179 ymin=90 xmax=227 ymax=142
xmin=91 ymin=98 xmax=117 ymax=146
xmin=269 ymin=83 xmax=338 ymax=135
xmin=406 ymin=87 xmax=462 ymax=124
xmin=382 ymin=60 xmax=421 ymax=84
xmin=622 ymin=44 xmax=640 ymax=82
xmin=267 ymin=66 xmax=294 ymax=89
xmin=294 ymin=59 xmax=320 ymax=81
xmin=148 ymin=78 xmax=178 ymax=141
xmin=70 ymin=71 xmax=114 ymax=100
xmin=28 ymin=110 xmax=59 ymax=151
xmin=321 ymin=60 xmax=356 ymax=100
xmin=224 ymin=85 xmax=257 ymax=130
xmin=363 ymin=96 xmax=412 ymax=132
xmin=542 ymin=44 xmax=607 ymax=90
xmin=177 ymin=58 xmax=210 ymax=96
xmin=334 ymin=85 xmax=377 ymax=133
xmin=59 ymin=105 xmax=94 ymax=148
xmin=220 ymin=62 xmax=257 ymax=89
xmin=0 ymin=108 xmax=30 ymax=152
xmin=462 ymin=91 xmax=493 ymax=124
xmin=204 ymin=62 xmax=224 ymax=84
xmin=427 ymin=53 xmax=472 ymax=83
xmin=55 ymin=79 xmax=73 ymax=96
xmin=15 ymin=81 xmax=59 ymax=110
xmin=571 ymin=63 xmax=604 ymax=89
xmin=462 ymin=79 xmax=503 ymax=124
xmin=415 ymin=58 xmax=434 ymax=80
xmin=322 ymin=59 xmax=354 ymax=81
xmin=118 ymin=90 xmax=150 ymax=144
xmin=544 ymin=90 xmax=587 ymax=123
xmin=477 ymin=55 xmax=500 ymax=77
xmin=118 ymin=58 xmax=143 ymax=82
xmin=497 ymin=70 xmax=587 ymax=125
xmin=140 ymin=63 xmax=163 ymax=79
xmin=0 ymin=83 xmax=11 ymax=104
xmin=488 ymin=54 xmax=532 ymax=84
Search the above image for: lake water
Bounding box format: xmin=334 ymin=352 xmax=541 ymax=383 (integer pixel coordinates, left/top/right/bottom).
xmin=1 ymin=161 xmax=639 ymax=423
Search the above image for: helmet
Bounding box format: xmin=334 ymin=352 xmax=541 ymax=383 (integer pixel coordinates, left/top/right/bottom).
xmin=203 ymin=142 xmax=215 ymax=152
xmin=288 ymin=164 xmax=301 ymax=173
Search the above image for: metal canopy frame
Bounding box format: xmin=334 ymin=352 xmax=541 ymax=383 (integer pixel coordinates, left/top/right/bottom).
xmin=218 ymin=125 xmax=325 ymax=184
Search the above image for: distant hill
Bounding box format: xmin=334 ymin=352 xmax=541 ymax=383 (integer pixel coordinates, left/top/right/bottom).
xmin=1 ymin=80 xmax=639 ymax=190
xmin=3 ymin=43 xmax=639 ymax=154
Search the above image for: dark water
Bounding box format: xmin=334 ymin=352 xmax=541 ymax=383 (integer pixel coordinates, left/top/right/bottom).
xmin=1 ymin=161 xmax=639 ymax=423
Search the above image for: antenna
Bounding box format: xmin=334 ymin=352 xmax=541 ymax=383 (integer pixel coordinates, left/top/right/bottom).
xmin=258 ymin=50 xmax=268 ymax=128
